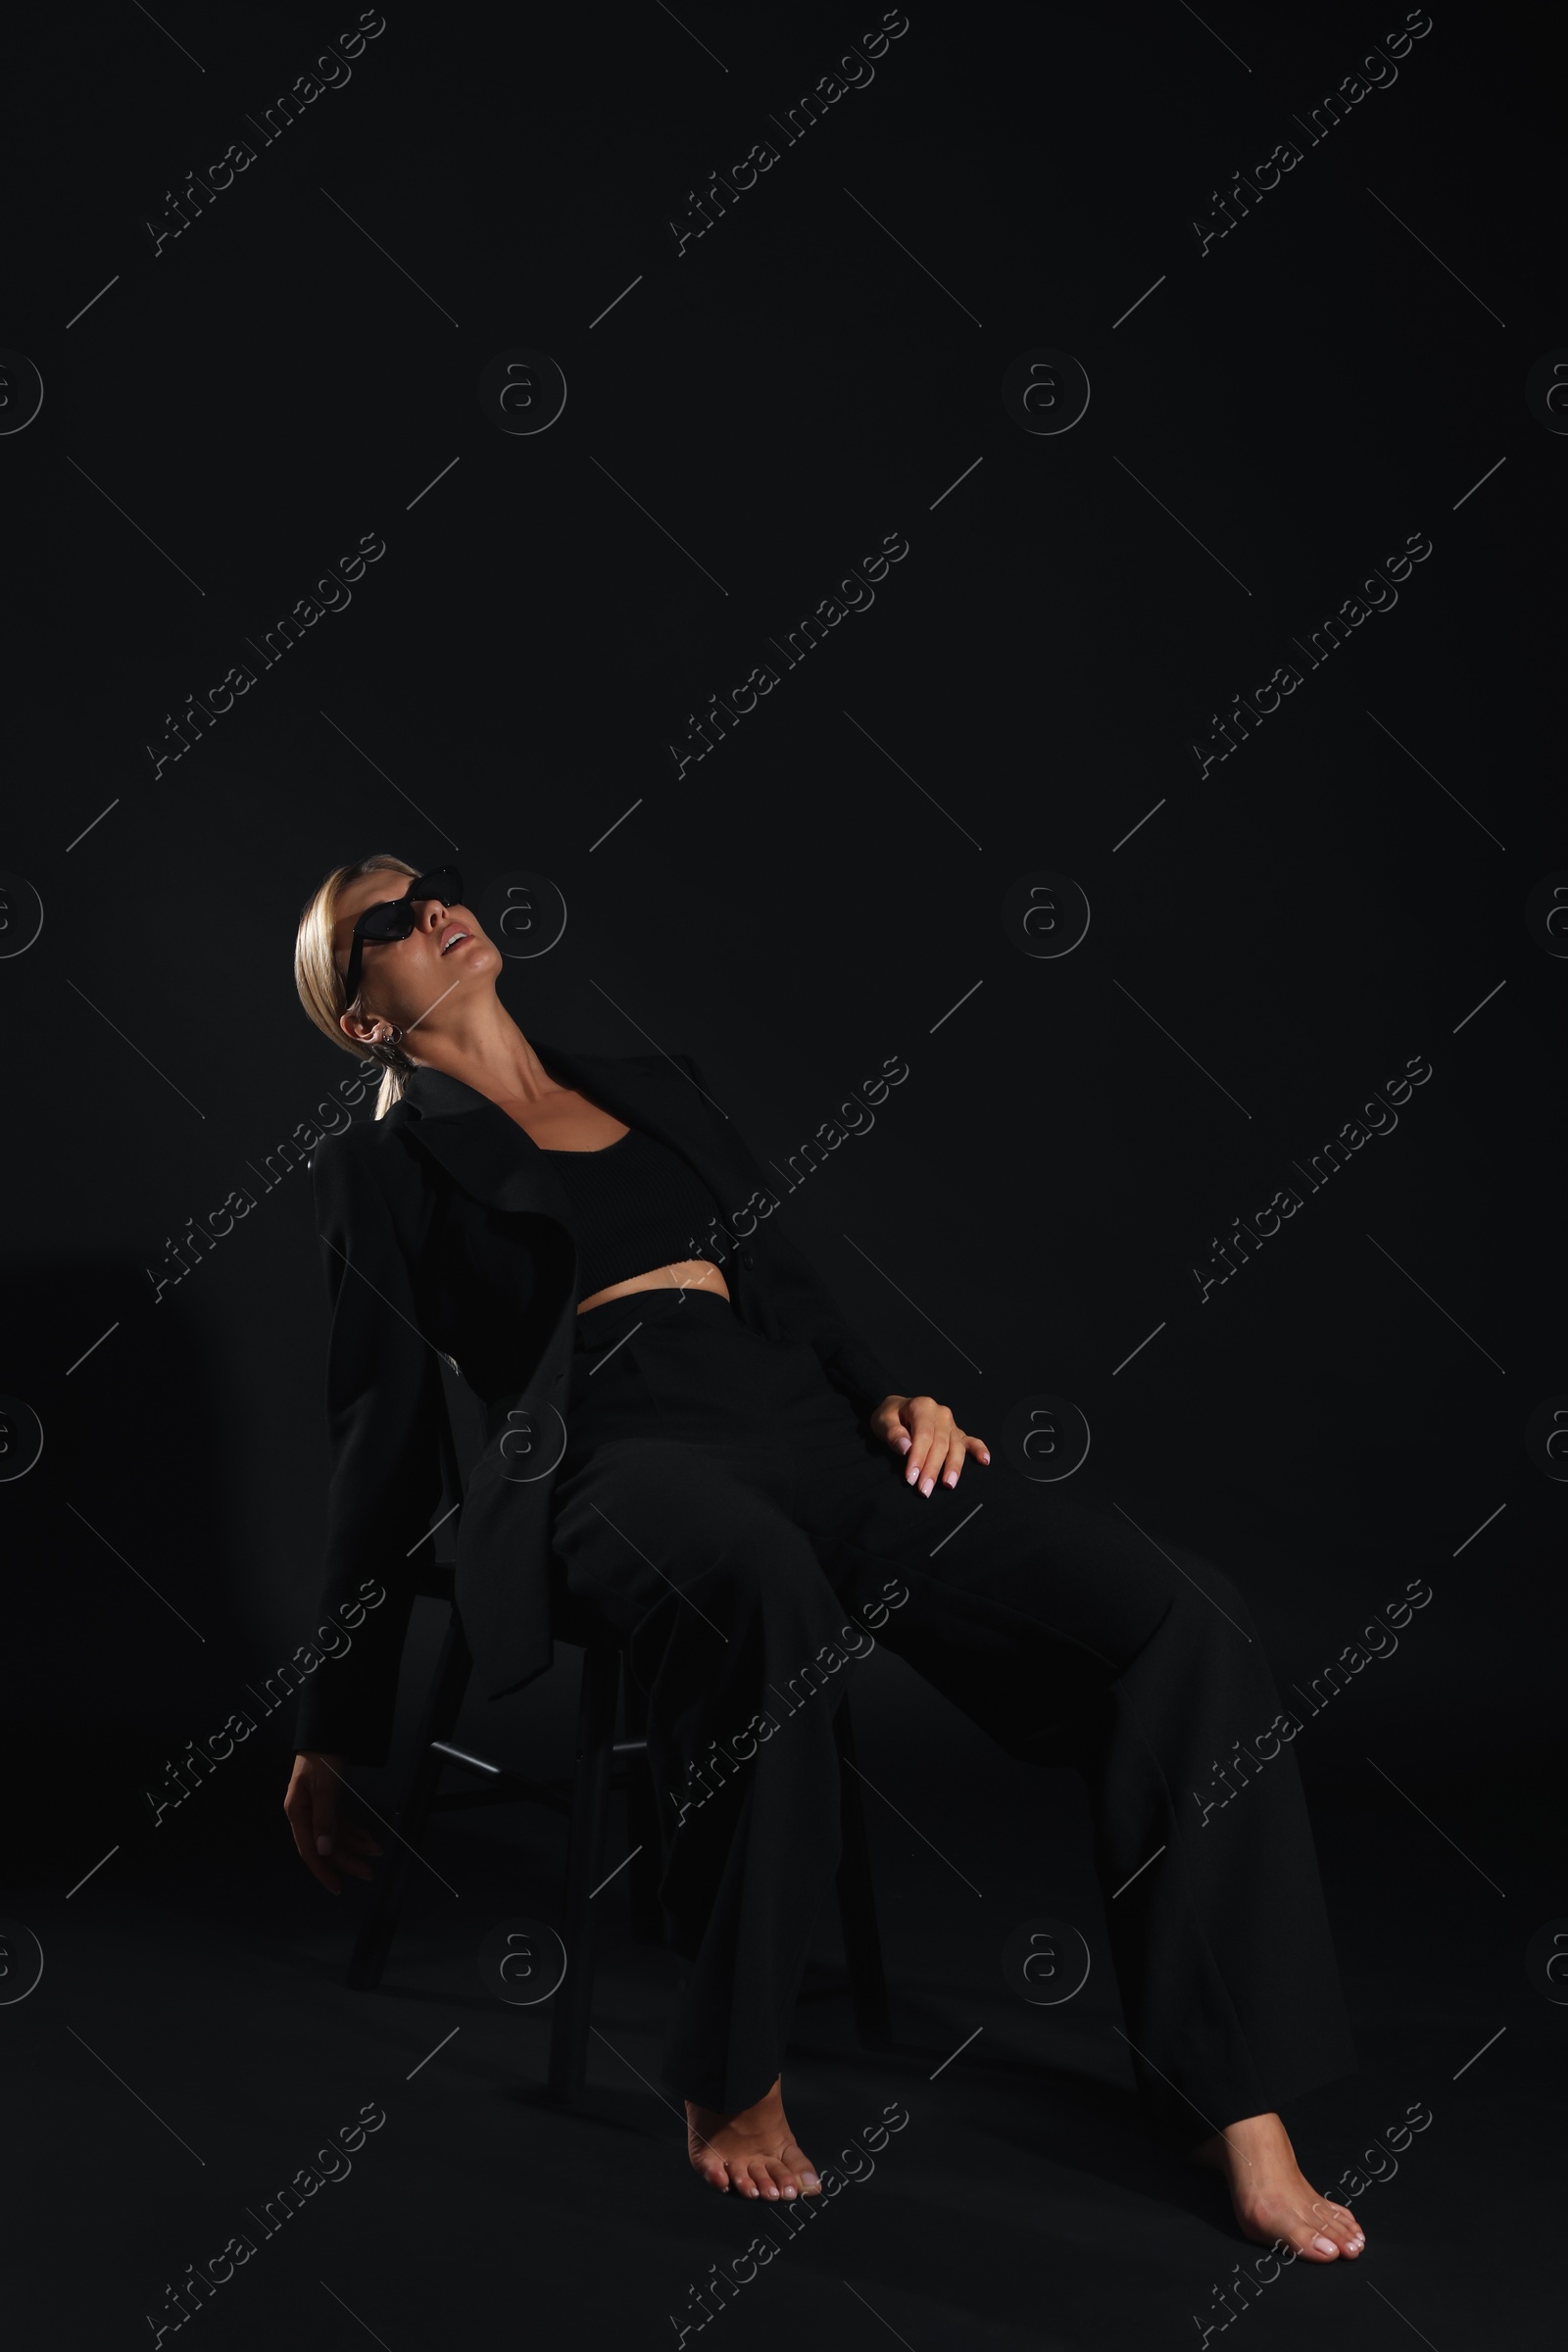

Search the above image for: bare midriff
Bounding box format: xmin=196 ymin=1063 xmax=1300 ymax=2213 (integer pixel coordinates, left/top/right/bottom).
xmin=577 ymin=1260 xmax=732 ymax=1316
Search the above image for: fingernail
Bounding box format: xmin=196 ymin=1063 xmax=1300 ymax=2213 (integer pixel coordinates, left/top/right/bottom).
xmin=943 ymin=1470 xmax=956 ymax=1487
xmin=919 ymin=1475 xmax=934 ymax=1496
xmin=316 ymin=1836 xmax=332 ymax=1854
xmin=1311 ymin=2234 xmax=1338 ymax=2256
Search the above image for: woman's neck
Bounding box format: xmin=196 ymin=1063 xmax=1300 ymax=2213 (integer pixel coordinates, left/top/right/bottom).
xmin=406 ymin=998 xmax=562 ymax=1110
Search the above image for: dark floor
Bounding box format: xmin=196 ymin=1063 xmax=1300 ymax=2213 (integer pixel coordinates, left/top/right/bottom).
xmin=12 ymin=1652 xmax=1559 ymax=2350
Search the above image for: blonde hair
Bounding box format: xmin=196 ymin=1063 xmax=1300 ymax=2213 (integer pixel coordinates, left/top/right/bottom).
xmin=294 ymin=854 xmax=421 ymax=1120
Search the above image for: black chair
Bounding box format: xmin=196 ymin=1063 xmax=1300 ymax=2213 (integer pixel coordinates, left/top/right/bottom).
xmin=345 ymin=1552 xmax=893 ymax=2103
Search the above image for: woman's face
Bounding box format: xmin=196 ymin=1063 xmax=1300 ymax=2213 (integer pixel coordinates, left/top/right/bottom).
xmin=332 ymin=869 xmax=499 ymax=1046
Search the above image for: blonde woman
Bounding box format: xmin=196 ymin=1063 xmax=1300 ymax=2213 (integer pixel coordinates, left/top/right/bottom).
xmin=284 ymin=853 xmax=1365 ymax=2261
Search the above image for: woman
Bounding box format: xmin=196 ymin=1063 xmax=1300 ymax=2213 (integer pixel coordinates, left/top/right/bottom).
xmin=284 ymin=854 xmax=1365 ymax=2261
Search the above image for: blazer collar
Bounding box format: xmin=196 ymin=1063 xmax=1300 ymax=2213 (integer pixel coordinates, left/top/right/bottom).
xmin=392 ymin=1037 xmax=732 ymax=1219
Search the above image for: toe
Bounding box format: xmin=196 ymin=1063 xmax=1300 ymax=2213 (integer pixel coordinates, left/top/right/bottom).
xmin=1311 ymin=2198 xmax=1360 ymax=2247
xmin=747 ymin=2157 xmax=779 ymax=2200
xmin=728 ymin=2158 xmax=760 ymax=2199
xmin=765 ymin=2159 xmax=798 ymax=2200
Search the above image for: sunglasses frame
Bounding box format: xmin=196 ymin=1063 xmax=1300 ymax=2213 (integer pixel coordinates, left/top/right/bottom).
xmin=341 ymin=867 xmax=465 ymax=1007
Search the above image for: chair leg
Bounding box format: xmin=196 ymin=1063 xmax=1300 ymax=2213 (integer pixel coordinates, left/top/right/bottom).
xmin=548 ymin=1645 xmax=621 ymax=2105
xmin=834 ymin=1692 xmax=892 ymax=2048
xmin=620 ymin=1664 xmax=663 ymax=1945
xmin=347 ymin=1610 xmax=473 ymax=1991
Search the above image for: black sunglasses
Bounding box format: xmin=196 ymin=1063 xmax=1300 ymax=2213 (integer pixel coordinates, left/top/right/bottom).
xmin=341 ymin=867 xmax=465 ymax=1005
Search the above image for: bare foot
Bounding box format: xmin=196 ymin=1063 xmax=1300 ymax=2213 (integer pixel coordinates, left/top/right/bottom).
xmin=685 ymin=2076 xmax=822 ymax=2202
xmin=1193 ymin=2111 xmax=1366 ymax=2262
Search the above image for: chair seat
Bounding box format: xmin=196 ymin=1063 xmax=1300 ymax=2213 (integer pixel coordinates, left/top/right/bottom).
xmin=344 ymin=1564 xmax=891 ymax=2098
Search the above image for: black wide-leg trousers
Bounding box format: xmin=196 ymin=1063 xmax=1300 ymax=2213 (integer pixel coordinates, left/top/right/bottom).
xmin=545 ymin=1288 xmax=1356 ymax=2142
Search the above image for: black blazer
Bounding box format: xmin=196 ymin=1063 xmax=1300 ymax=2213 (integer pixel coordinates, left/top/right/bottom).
xmin=292 ymin=1040 xmax=902 ymax=1764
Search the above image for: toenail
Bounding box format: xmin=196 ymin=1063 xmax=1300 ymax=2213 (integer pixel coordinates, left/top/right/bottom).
xmin=1311 ymin=2234 xmax=1338 ymax=2256
xmin=782 ymin=2185 xmax=797 ymax=2198
xmin=803 ymin=2173 xmax=820 ymax=2189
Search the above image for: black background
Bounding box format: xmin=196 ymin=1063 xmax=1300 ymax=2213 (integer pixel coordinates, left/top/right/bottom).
xmin=4 ymin=3 xmax=1562 ymax=2345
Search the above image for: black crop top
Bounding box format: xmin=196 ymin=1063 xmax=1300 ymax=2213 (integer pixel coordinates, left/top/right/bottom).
xmin=543 ymin=1126 xmax=723 ymax=1301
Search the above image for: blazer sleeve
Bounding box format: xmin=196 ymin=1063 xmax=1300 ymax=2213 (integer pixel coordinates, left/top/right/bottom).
xmin=292 ymin=1130 xmax=448 ymax=1768
xmin=677 ymin=1053 xmax=903 ymax=1424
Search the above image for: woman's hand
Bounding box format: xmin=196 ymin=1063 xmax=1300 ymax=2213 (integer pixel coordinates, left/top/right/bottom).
xmin=284 ymin=1751 xmax=383 ymax=1894
xmin=869 ymin=1394 xmax=991 ymax=1495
